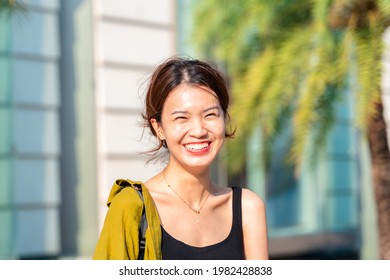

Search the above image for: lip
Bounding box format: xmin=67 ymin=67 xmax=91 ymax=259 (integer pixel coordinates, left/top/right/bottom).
xmin=183 ymin=141 xmax=212 ymax=155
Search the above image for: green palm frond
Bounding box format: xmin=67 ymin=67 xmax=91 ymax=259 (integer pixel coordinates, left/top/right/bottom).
xmin=192 ymin=0 xmax=389 ymax=174
xmin=225 ymin=49 xmax=277 ymax=173
xmin=378 ymin=0 xmax=390 ymax=21
xmin=258 ymin=29 xmax=312 ymax=137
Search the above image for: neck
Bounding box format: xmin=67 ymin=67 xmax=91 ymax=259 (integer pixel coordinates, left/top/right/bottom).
xmin=162 ymin=163 xmax=212 ymax=203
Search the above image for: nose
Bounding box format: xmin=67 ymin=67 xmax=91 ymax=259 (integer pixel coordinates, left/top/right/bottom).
xmin=188 ymin=118 xmax=207 ymax=138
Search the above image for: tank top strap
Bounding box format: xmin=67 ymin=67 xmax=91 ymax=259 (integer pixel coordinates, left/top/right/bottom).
xmin=231 ymin=187 xmax=243 ymax=242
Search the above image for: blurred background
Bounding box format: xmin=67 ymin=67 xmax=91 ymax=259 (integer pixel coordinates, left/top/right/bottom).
xmin=0 ymin=0 xmax=389 ymax=260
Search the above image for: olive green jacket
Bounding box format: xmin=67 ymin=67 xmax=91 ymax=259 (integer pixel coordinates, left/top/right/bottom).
xmin=93 ymin=179 xmax=162 ymax=260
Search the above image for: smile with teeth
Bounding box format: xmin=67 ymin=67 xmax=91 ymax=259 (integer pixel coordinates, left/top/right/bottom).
xmin=184 ymin=142 xmax=210 ymax=151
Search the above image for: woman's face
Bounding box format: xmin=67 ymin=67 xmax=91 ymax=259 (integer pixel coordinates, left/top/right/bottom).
xmin=152 ymin=84 xmax=226 ymax=171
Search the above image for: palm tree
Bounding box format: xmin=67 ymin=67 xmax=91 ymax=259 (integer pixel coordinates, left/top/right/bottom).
xmin=192 ymin=0 xmax=390 ymax=259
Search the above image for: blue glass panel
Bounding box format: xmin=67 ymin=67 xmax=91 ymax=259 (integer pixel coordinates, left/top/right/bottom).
xmin=266 ymin=125 xmax=299 ymax=228
xmin=267 ymin=185 xmax=299 ymax=227
xmin=326 ymin=194 xmax=357 ymax=231
xmin=328 ymin=158 xmax=353 ymax=192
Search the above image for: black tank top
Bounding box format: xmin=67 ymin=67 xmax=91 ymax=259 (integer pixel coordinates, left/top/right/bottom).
xmin=161 ymin=187 xmax=245 ymax=260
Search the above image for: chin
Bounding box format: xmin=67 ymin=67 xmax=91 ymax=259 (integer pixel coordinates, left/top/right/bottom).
xmin=182 ymin=155 xmax=217 ymax=170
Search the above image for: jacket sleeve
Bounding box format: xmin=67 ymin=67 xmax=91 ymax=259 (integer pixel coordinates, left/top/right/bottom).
xmin=92 ymin=188 xmax=144 ymax=260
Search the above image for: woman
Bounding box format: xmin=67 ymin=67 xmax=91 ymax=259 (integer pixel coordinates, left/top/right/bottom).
xmin=93 ymin=57 xmax=268 ymax=260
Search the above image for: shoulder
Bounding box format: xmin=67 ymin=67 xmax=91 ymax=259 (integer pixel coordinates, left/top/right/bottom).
xmin=103 ymin=186 xmax=145 ymax=236
xmin=239 ymin=188 xmax=267 ymax=230
xmin=108 ymin=186 xmax=144 ymax=213
xmin=240 ymin=188 xmax=266 ymax=214
xmin=240 ymin=188 xmax=269 ymax=259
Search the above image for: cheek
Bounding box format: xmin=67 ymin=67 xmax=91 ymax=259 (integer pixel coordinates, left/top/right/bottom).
xmin=206 ymin=120 xmax=226 ymax=137
xmin=165 ymin=123 xmax=187 ymax=139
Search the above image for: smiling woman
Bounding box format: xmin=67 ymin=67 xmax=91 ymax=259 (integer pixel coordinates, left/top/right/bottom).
xmin=92 ymin=57 xmax=269 ymax=260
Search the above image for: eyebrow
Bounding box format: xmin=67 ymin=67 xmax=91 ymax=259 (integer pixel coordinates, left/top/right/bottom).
xmin=171 ymin=110 xmax=188 ymax=115
xmin=203 ymin=106 xmax=220 ymax=113
xmin=171 ymin=106 xmax=220 ymax=115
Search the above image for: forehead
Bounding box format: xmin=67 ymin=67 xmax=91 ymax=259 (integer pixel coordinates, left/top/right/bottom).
xmin=163 ymin=84 xmax=220 ymax=109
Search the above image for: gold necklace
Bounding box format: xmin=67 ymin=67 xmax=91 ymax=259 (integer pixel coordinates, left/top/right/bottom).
xmin=162 ymin=170 xmax=211 ymax=215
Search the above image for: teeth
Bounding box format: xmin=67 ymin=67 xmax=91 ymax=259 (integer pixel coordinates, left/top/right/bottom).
xmin=184 ymin=143 xmax=209 ymax=151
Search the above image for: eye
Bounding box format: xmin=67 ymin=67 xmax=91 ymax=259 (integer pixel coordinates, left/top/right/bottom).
xmin=174 ymin=116 xmax=187 ymax=120
xmin=205 ymin=112 xmax=218 ymax=118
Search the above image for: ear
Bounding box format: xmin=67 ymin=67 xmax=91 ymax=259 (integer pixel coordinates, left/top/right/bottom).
xmin=150 ymin=118 xmax=165 ymax=140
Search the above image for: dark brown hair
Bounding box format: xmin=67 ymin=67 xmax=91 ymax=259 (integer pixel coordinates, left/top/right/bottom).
xmin=142 ymin=56 xmax=235 ymax=155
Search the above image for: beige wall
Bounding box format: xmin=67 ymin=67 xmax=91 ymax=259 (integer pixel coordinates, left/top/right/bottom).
xmin=92 ymin=0 xmax=177 ymax=230
xmin=0 ymin=0 xmax=177 ymax=259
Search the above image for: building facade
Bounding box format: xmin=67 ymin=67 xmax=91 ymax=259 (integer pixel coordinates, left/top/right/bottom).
xmin=0 ymin=0 xmax=176 ymax=259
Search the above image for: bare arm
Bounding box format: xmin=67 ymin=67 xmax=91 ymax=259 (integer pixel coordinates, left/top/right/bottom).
xmin=241 ymin=188 xmax=269 ymax=260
